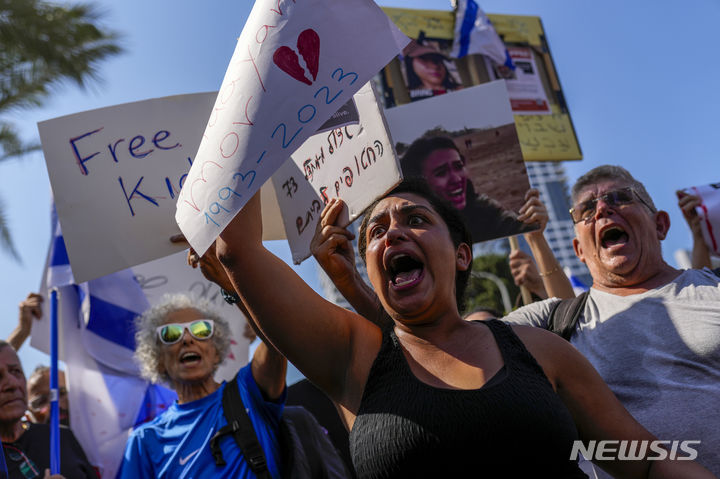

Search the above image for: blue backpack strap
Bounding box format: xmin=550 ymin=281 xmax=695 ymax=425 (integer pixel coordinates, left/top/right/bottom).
xmin=547 ymin=291 xmax=589 ymax=341
xmin=209 ymin=374 xmax=271 ymax=478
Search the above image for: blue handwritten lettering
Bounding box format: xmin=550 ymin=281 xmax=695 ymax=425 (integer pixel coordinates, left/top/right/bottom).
xmin=108 ymin=139 xmax=125 ymax=163
xmin=118 ymin=176 xmax=159 ymax=216
xmin=153 ymin=130 xmax=181 ymax=150
xmin=129 ymin=135 xmax=153 ymax=159
xmin=69 ymin=127 xmax=104 ymax=176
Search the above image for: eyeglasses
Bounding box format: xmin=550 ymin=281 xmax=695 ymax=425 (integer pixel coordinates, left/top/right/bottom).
xmin=156 ymin=320 xmax=215 ymax=345
xmin=28 ymin=387 xmax=68 ymax=410
xmin=569 ymin=187 xmax=653 ymax=224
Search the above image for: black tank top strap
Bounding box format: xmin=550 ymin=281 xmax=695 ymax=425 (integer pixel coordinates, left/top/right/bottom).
xmin=482 ymin=318 xmax=553 ymax=385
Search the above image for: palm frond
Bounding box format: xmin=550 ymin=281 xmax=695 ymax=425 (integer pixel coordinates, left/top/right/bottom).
xmin=0 ymin=195 xmax=21 ymax=261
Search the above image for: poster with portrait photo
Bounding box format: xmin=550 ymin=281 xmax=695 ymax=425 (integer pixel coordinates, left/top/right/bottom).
xmin=485 ymin=46 xmax=551 ymax=115
xmin=385 ymin=81 xmax=537 ymax=243
xmin=400 ymin=39 xmax=464 ymax=102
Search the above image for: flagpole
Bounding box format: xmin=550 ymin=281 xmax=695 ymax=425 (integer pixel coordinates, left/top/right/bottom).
xmin=49 ymin=288 xmax=60 ymax=475
xmin=0 ymin=440 xmax=9 ymax=479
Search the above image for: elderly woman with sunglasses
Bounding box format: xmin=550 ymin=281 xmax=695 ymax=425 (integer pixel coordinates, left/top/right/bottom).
xmin=119 ymin=293 xmax=287 ymax=479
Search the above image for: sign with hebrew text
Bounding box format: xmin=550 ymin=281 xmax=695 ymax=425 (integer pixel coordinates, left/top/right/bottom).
xmin=38 ymin=93 xmax=217 ymax=283
xmin=271 ymin=83 xmax=401 ymax=263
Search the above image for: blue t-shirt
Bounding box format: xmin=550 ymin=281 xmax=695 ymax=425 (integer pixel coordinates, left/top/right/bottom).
xmin=120 ymin=364 xmax=285 ymax=479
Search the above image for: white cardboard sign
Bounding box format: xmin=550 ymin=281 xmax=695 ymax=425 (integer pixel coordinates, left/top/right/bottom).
xmin=175 ymin=0 xmax=409 ymax=256
xmin=271 ymin=83 xmax=401 ymax=264
xmin=38 ymin=93 xmax=217 ymax=283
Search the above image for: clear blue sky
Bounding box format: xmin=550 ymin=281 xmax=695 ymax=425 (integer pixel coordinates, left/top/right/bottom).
xmin=2 ymin=0 xmax=719 ymax=371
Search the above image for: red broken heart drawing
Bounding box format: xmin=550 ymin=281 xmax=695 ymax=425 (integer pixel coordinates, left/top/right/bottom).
xmin=273 ymin=29 xmax=320 ymax=86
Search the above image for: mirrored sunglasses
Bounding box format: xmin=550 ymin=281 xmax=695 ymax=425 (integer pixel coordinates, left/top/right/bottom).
xmin=156 ymin=319 xmax=215 ymax=345
xmin=569 ymin=187 xmax=650 ymax=224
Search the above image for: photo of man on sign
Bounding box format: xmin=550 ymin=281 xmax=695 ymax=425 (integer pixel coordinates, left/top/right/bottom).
xmin=386 ymin=82 xmax=537 ymax=244
xmin=397 ymin=131 xmax=534 ymax=244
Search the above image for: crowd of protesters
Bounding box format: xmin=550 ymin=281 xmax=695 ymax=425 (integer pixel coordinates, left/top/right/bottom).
xmin=2 ymin=164 xmax=718 ymax=478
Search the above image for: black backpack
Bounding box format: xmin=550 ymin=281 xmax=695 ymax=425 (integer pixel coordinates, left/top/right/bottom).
xmin=209 ymin=373 xmax=352 ymax=479
xmin=547 ymin=267 xmax=720 ymax=341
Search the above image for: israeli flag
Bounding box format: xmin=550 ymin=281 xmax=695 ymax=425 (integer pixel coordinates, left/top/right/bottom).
xmin=38 ymin=206 xmax=177 ymax=478
xmin=450 ymin=0 xmax=514 ymax=70
xmin=46 ymin=205 xmax=74 ymax=288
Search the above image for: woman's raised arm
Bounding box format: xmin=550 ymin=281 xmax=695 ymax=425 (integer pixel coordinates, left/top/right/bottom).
xmin=215 ymin=192 xmax=381 ymax=407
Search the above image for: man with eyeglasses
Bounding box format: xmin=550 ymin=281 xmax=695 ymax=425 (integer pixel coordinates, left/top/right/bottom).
xmin=0 ymin=340 xmax=95 ymax=479
xmin=27 ymin=368 xmax=69 ymax=427
xmin=504 ymin=165 xmax=720 ymax=476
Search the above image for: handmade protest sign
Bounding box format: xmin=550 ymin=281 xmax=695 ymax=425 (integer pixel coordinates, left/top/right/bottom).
xmin=38 ymin=90 xmax=376 ymax=283
xmin=38 ymin=92 xmax=295 ymax=283
xmin=385 ymin=81 xmax=537 ymax=244
xmin=175 ymin=0 xmax=409 ymax=256
xmin=271 ymin=82 xmax=401 ymax=263
xmin=38 ymin=93 xmax=217 ymax=283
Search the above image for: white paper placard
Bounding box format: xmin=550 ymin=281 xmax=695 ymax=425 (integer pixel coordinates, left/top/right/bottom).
xmin=271 ymin=83 xmax=401 ymax=264
xmin=175 ymin=0 xmax=409 ymax=256
xmin=38 ymin=93 xmax=289 ymax=283
xmin=38 ymin=93 xmax=216 ymax=283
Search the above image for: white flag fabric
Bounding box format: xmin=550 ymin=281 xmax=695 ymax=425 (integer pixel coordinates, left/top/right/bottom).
xmin=451 ymin=0 xmax=510 ymax=66
xmin=58 ymin=286 xmax=150 ymax=478
xmin=175 ymin=0 xmax=409 ymax=256
xmin=34 ymin=208 xmax=177 ymax=478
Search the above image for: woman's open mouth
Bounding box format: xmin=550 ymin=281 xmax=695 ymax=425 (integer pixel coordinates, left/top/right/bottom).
xmin=388 ymin=253 xmax=425 ymax=290
xmin=179 ymin=351 xmax=202 ymax=366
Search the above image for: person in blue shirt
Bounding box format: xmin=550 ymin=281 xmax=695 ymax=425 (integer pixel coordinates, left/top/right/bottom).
xmin=119 ymin=292 xmax=287 ymax=479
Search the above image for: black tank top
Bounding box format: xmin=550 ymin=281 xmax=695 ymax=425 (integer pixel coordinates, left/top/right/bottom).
xmin=349 ymin=319 xmax=588 ymax=478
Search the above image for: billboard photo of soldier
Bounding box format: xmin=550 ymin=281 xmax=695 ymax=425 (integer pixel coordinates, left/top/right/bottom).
xmin=386 ymin=82 xmax=537 ymax=244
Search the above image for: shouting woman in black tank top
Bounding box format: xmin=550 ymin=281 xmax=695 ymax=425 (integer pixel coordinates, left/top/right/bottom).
xmin=216 ymin=179 xmax=713 ymax=479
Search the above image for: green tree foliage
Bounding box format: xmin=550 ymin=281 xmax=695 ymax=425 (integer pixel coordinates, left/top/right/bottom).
xmin=464 ymin=253 xmax=520 ymax=316
xmin=0 ymin=0 xmax=122 ymax=258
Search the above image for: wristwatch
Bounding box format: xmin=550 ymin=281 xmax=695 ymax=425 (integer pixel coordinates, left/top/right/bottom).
xmin=221 ymin=288 xmax=240 ymax=305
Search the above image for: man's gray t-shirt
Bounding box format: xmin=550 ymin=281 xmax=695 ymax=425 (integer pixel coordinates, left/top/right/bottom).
xmin=505 ymin=268 xmax=720 ymax=475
